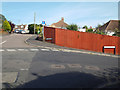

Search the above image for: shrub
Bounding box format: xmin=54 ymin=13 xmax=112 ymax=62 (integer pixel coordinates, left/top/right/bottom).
xmin=66 ymin=24 xmax=78 ymax=31
xmin=2 ymin=20 xmax=11 ymax=32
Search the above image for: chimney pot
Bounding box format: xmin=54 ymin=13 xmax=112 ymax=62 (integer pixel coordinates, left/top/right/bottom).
xmin=61 ymin=17 xmax=64 ymax=21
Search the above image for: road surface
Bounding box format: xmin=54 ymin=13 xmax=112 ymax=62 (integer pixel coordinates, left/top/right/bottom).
xmin=1 ymin=34 xmax=120 ymax=88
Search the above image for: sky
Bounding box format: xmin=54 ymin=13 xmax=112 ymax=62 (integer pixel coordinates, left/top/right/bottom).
xmin=1 ymin=2 xmax=118 ymax=28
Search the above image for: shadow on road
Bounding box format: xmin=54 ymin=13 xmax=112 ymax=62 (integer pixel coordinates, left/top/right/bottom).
xmin=15 ymin=71 xmax=107 ymax=88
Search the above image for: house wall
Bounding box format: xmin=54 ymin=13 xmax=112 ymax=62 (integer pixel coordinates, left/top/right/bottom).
xmin=106 ymin=31 xmax=115 ymax=36
xmin=44 ymin=26 xmax=120 ymax=55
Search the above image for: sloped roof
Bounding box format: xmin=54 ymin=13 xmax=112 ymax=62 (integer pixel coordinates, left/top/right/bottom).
xmin=50 ymin=17 xmax=68 ymax=28
xmin=14 ymin=24 xmax=27 ymax=30
xmin=99 ymin=20 xmax=120 ymax=32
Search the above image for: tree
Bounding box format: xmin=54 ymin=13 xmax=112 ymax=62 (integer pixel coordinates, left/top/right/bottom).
xmin=86 ymin=29 xmax=93 ymax=32
xmin=8 ymin=21 xmax=15 ymax=31
xmin=83 ymin=25 xmax=88 ymax=29
xmin=96 ymin=24 xmax=102 ymax=29
xmin=39 ymin=24 xmax=43 ymax=27
xmin=28 ymin=24 xmax=34 ymax=34
xmin=94 ymin=29 xmax=106 ymax=35
xmin=2 ymin=20 xmax=11 ymax=32
xmin=28 ymin=24 xmax=43 ymax=34
xmin=112 ymin=28 xmax=120 ymax=37
xmin=66 ymin=24 xmax=78 ymax=31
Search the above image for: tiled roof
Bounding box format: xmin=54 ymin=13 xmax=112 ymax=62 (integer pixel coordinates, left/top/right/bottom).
xmin=98 ymin=20 xmax=120 ymax=32
xmin=50 ymin=17 xmax=68 ymax=28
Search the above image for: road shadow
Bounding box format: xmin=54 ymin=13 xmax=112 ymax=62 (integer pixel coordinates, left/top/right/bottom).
xmin=14 ymin=71 xmax=107 ymax=88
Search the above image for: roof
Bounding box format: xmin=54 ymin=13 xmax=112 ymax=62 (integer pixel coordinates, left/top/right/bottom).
xmin=49 ymin=17 xmax=68 ymax=28
xmin=14 ymin=24 xmax=27 ymax=30
xmin=98 ymin=20 xmax=120 ymax=32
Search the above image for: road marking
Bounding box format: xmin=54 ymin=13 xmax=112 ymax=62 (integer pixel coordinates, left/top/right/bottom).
xmin=67 ymin=64 xmax=82 ymax=68
xmin=20 ymin=68 xmax=29 ymax=71
xmin=0 ymin=40 xmax=7 ymax=45
xmin=18 ymin=49 xmax=28 ymax=51
xmin=85 ymin=65 xmax=100 ymax=70
xmin=7 ymin=49 xmax=16 ymax=51
xmin=51 ymin=49 xmax=59 ymax=51
xmin=41 ymin=49 xmax=50 ymax=51
xmin=30 ymin=49 xmax=39 ymax=51
xmin=0 ymin=49 xmax=4 ymax=51
xmin=51 ymin=64 xmax=65 ymax=69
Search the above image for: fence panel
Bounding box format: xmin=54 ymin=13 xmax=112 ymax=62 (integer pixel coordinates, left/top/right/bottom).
xmin=44 ymin=27 xmax=120 ymax=55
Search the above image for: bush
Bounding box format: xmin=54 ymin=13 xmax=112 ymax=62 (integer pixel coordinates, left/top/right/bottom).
xmin=66 ymin=24 xmax=78 ymax=31
xmin=86 ymin=29 xmax=93 ymax=32
xmin=2 ymin=20 xmax=11 ymax=32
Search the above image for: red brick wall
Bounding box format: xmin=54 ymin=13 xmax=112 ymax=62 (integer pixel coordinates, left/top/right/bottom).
xmin=44 ymin=26 xmax=120 ymax=55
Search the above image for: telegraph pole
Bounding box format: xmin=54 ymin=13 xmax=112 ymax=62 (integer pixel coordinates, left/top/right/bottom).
xmin=34 ymin=12 xmax=36 ymax=34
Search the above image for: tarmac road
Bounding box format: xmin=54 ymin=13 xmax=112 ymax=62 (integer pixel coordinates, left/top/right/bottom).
xmin=1 ymin=34 xmax=120 ymax=88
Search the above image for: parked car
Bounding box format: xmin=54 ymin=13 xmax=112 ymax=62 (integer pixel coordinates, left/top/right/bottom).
xmin=21 ymin=30 xmax=26 ymax=34
xmin=21 ymin=30 xmax=29 ymax=34
xmin=19 ymin=30 xmax=23 ymax=33
xmin=14 ymin=30 xmax=19 ymax=33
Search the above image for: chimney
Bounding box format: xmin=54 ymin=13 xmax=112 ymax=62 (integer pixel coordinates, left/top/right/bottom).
xmin=61 ymin=17 xmax=64 ymax=21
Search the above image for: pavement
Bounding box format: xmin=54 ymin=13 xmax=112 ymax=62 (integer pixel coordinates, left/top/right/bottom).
xmin=1 ymin=34 xmax=120 ymax=88
xmin=25 ymin=35 xmax=120 ymax=58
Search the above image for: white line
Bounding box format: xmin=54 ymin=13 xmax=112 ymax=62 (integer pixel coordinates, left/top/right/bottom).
xmin=20 ymin=68 xmax=29 ymax=71
xmin=30 ymin=49 xmax=39 ymax=51
xmin=0 ymin=40 xmax=7 ymax=45
xmin=41 ymin=49 xmax=50 ymax=51
xmin=7 ymin=49 xmax=16 ymax=51
xmin=51 ymin=49 xmax=59 ymax=51
xmin=0 ymin=49 xmax=4 ymax=51
xmin=17 ymin=49 xmax=28 ymax=51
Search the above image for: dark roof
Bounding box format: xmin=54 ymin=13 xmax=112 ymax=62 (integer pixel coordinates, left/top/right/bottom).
xmin=98 ymin=20 xmax=120 ymax=32
xmin=50 ymin=17 xmax=68 ymax=28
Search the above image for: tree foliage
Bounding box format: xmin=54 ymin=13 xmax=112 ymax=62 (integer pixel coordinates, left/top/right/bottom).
xmin=94 ymin=29 xmax=106 ymax=35
xmin=112 ymin=28 xmax=120 ymax=37
xmin=28 ymin=24 xmax=34 ymax=34
xmin=28 ymin=24 xmax=43 ymax=34
xmin=83 ymin=25 xmax=88 ymax=29
xmin=8 ymin=21 xmax=15 ymax=31
xmin=2 ymin=20 xmax=11 ymax=32
xmin=96 ymin=24 xmax=102 ymax=29
xmin=66 ymin=24 xmax=78 ymax=31
xmin=86 ymin=29 xmax=93 ymax=32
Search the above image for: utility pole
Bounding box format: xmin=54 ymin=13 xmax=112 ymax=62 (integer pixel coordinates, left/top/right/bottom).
xmin=34 ymin=12 xmax=36 ymax=34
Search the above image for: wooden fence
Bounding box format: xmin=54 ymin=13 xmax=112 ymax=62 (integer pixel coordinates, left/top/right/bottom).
xmin=44 ymin=26 xmax=120 ymax=55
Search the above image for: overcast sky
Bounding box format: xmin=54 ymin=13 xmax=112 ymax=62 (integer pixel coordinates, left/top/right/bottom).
xmin=1 ymin=2 xmax=118 ymax=28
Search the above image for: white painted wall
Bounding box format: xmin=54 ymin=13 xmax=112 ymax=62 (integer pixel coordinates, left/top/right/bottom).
xmin=106 ymin=31 xmax=115 ymax=36
xmin=78 ymin=29 xmax=86 ymax=32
